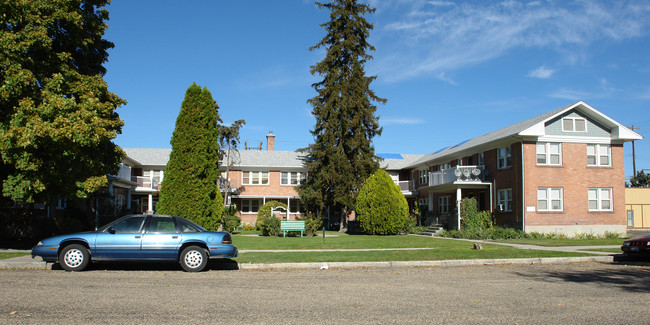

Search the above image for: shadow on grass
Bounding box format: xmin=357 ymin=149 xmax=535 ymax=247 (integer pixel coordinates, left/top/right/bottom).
xmin=51 ymin=259 xmax=239 ymax=272
xmin=517 ymin=255 xmax=650 ymax=294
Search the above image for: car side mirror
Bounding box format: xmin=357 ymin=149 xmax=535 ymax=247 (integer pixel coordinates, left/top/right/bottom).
xmin=108 ymin=227 xmax=115 ymax=234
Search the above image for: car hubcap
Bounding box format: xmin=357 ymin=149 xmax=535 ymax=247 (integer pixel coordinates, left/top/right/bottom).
xmin=64 ymin=249 xmax=83 ymax=267
xmin=185 ymin=250 xmax=203 ymax=268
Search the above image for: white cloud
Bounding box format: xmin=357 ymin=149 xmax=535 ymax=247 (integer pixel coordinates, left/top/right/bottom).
xmin=528 ymin=66 xmax=555 ymax=79
xmin=372 ymin=0 xmax=650 ymax=82
xmin=382 ymin=117 xmax=426 ymax=125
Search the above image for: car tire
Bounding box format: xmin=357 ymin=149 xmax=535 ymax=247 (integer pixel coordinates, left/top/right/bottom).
xmin=180 ymin=246 xmax=208 ymax=272
xmin=59 ymin=244 xmax=90 ymax=272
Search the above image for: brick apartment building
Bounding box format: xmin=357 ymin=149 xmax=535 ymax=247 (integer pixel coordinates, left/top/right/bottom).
xmin=111 ymin=101 xmax=642 ymax=235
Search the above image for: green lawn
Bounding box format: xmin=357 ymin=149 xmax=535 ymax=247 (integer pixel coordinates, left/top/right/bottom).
xmin=232 ymin=233 xmax=595 ymax=264
xmin=493 ymin=238 xmax=626 ymax=247
xmin=0 ymin=252 xmax=30 ymax=260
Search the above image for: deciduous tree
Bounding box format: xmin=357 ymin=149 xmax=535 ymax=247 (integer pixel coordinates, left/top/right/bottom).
xmin=0 ymin=0 xmax=125 ymax=213
xmin=300 ymin=0 xmax=385 ymax=231
xmin=156 ymin=83 xmax=223 ymax=230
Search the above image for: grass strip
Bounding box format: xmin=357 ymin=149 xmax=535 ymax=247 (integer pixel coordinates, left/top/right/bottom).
xmin=494 ymin=238 xmax=625 ymax=247
xmin=0 ymin=252 xmax=30 ymax=260
xmin=235 ymin=244 xmax=593 ymax=264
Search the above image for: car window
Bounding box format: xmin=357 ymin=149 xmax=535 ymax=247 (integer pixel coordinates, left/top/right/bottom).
xmin=146 ymin=216 xmax=177 ymax=234
xmin=112 ymin=216 xmax=145 ymax=233
xmin=176 ymin=217 xmax=202 ymax=233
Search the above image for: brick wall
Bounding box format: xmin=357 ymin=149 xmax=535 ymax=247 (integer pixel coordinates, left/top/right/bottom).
xmin=522 ymin=141 xmax=625 ymax=229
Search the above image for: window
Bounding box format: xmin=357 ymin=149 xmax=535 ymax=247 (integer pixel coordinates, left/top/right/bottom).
xmin=289 ymin=199 xmax=305 ymax=213
xmin=418 ymin=198 xmax=429 ymax=212
xmin=418 ymin=169 xmax=428 ymax=184
xmin=588 ymin=188 xmax=612 ymax=211
xmin=281 ymin=172 xmax=306 ymax=185
xmin=497 ymin=189 xmax=512 ymax=212
xmin=587 ymin=144 xmax=611 ymax=166
xmin=536 ymin=142 xmax=561 ymax=165
xmin=562 ymin=117 xmax=587 ymax=132
xmin=177 ymin=217 xmax=203 ymax=233
xmin=242 ymin=171 xmax=269 ymax=185
xmin=241 ymin=199 xmax=261 ymax=213
xmin=497 ymin=146 xmax=511 ymax=169
xmin=466 ymin=155 xmax=474 ymax=165
xmin=537 ymin=188 xmax=563 ymax=211
xmin=146 ymin=216 xmax=177 ymax=233
xmin=438 ymin=196 xmax=450 ymax=214
xmin=477 ymin=152 xmax=485 ymax=167
xmin=112 ymin=216 xmax=145 ymax=233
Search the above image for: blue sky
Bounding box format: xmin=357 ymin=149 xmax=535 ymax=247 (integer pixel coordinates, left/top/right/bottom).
xmin=104 ymin=0 xmax=650 ymax=180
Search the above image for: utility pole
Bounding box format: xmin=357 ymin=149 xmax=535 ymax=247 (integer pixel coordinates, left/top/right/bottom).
xmin=629 ymin=125 xmax=640 ymax=177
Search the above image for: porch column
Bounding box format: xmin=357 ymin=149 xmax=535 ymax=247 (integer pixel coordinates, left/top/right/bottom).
xmin=127 ymin=188 xmax=132 ymax=210
xmin=287 ymin=198 xmax=291 ymax=221
xmin=456 ymin=188 xmax=462 ymax=230
xmin=147 ymin=193 xmax=153 ymax=213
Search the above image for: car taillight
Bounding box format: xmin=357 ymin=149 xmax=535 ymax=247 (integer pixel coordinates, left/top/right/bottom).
xmin=222 ymin=234 xmax=232 ymax=244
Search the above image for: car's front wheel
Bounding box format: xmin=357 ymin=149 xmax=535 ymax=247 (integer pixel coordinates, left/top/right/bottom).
xmin=180 ymin=246 xmax=208 ymax=272
xmin=59 ymin=244 xmax=90 ymax=271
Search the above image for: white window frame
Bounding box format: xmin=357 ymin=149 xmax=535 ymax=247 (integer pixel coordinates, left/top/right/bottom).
xmin=562 ymin=117 xmax=587 ymax=132
xmin=537 ymin=187 xmax=563 ymax=211
xmin=497 ymin=189 xmax=512 ymax=212
xmin=241 ymin=199 xmax=261 ymax=213
xmin=587 ymin=144 xmax=611 ymax=167
xmin=281 ymin=172 xmax=306 ymax=186
xmin=536 ymin=142 xmax=562 ymax=166
xmin=588 ymin=188 xmax=613 ymax=211
xmin=242 ymin=171 xmax=269 ymax=185
xmin=438 ymin=196 xmax=450 ymax=214
xmin=418 ymin=169 xmax=428 ymax=185
xmin=477 ymin=152 xmax=485 ymax=167
xmin=497 ymin=146 xmax=512 ymax=169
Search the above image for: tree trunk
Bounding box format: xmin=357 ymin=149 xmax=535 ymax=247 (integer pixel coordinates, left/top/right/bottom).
xmin=339 ymin=206 xmax=348 ymax=232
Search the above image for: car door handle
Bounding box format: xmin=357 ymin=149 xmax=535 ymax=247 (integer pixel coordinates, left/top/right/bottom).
xmin=172 ymin=236 xmax=179 ymax=239
xmin=135 ymin=236 xmax=141 ymax=239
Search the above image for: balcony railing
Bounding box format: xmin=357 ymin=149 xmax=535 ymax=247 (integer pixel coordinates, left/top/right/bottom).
xmin=110 ymin=164 xmax=132 ymax=182
xmin=396 ymin=180 xmax=415 ymax=193
xmin=133 ymin=176 xmax=161 ymax=190
xmin=218 ymin=178 xmax=241 ymax=193
xmin=429 ymin=165 xmax=485 ymax=187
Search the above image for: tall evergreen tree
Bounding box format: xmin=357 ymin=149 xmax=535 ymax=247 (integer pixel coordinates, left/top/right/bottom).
xmin=0 ymin=0 xmax=125 ymax=212
xmin=300 ymin=0 xmax=385 ymax=231
xmin=156 ymin=83 xmax=223 ymax=230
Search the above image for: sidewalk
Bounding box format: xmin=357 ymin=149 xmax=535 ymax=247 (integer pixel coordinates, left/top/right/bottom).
xmin=0 ymin=241 xmax=621 ymax=270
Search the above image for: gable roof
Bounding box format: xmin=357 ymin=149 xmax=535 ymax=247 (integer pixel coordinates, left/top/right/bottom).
xmin=379 ymin=154 xmax=425 ymax=170
xmin=123 ymin=148 xmax=171 ymax=166
xmin=229 ymin=150 xmax=308 ymax=168
xmin=406 ymin=101 xmax=642 ymax=168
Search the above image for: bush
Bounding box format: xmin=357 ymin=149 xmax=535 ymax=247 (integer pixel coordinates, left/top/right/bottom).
xmin=355 ymin=169 xmax=409 ymax=235
xmin=298 ymin=213 xmax=322 ymax=236
xmin=256 ymin=200 xmax=288 ymax=231
xmin=260 ymin=215 xmax=280 ymax=237
xmin=438 ymin=227 xmax=526 ymax=240
xmin=222 ymin=214 xmax=241 ymax=233
xmin=460 ymin=198 xmax=492 ymax=231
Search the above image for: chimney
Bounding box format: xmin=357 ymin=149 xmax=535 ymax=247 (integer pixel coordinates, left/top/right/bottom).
xmin=266 ymin=131 xmax=275 ymax=151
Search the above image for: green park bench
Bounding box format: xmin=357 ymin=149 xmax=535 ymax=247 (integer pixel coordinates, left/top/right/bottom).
xmin=280 ymin=220 xmax=305 ymax=237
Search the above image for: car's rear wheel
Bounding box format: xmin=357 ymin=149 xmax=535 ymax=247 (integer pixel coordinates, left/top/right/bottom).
xmin=180 ymin=246 xmax=208 ymax=272
xmin=59 ymin=244 xmax=90 ymax=271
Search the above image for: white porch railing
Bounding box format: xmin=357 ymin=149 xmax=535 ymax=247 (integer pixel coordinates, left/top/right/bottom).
xmin=429 ymin=165 xmax=484 ymax=187
xmin=396 ymin=180 xmax=415 ymax=193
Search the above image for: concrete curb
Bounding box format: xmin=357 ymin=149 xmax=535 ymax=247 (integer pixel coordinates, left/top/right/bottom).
xmin=0 ymin=253 xmax=615 ymax=271
xmin=236 ymin=255 xmax=614 ymax=270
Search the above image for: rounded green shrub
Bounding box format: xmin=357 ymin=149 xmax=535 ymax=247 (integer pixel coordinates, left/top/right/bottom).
xmin=255 ymin=200 xmax=288 ymax=231
xmin=355 ymin=169 xmax=409 ymax=235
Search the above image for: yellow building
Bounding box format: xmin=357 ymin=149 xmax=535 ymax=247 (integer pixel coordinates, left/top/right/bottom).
xmin=625 ymin=188 xmax=650 ymax=229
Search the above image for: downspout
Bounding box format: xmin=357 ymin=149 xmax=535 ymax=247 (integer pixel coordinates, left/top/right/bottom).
xmin=521 ymin=140 xmax=525 ymax=233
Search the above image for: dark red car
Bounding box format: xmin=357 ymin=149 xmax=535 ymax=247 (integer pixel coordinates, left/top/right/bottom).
xmin=621 ymin=234 xmax=650 ymax=257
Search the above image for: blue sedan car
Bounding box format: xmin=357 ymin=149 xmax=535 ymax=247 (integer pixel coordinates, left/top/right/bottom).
xmin=32 ymin=214 xmax=238 ymax=272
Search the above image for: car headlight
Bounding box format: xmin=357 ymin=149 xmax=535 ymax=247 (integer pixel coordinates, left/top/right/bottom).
xmin=36 ymin=241 xmax=43 ymax=246
xmin=646 ymin=242 xmax=650 ymax=246
xmin=623 ymin=242 xmax=630 ymax=246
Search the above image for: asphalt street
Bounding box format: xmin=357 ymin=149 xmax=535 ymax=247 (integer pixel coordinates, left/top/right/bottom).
xmin=0 ymin=261 xmax=648 ymax=324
